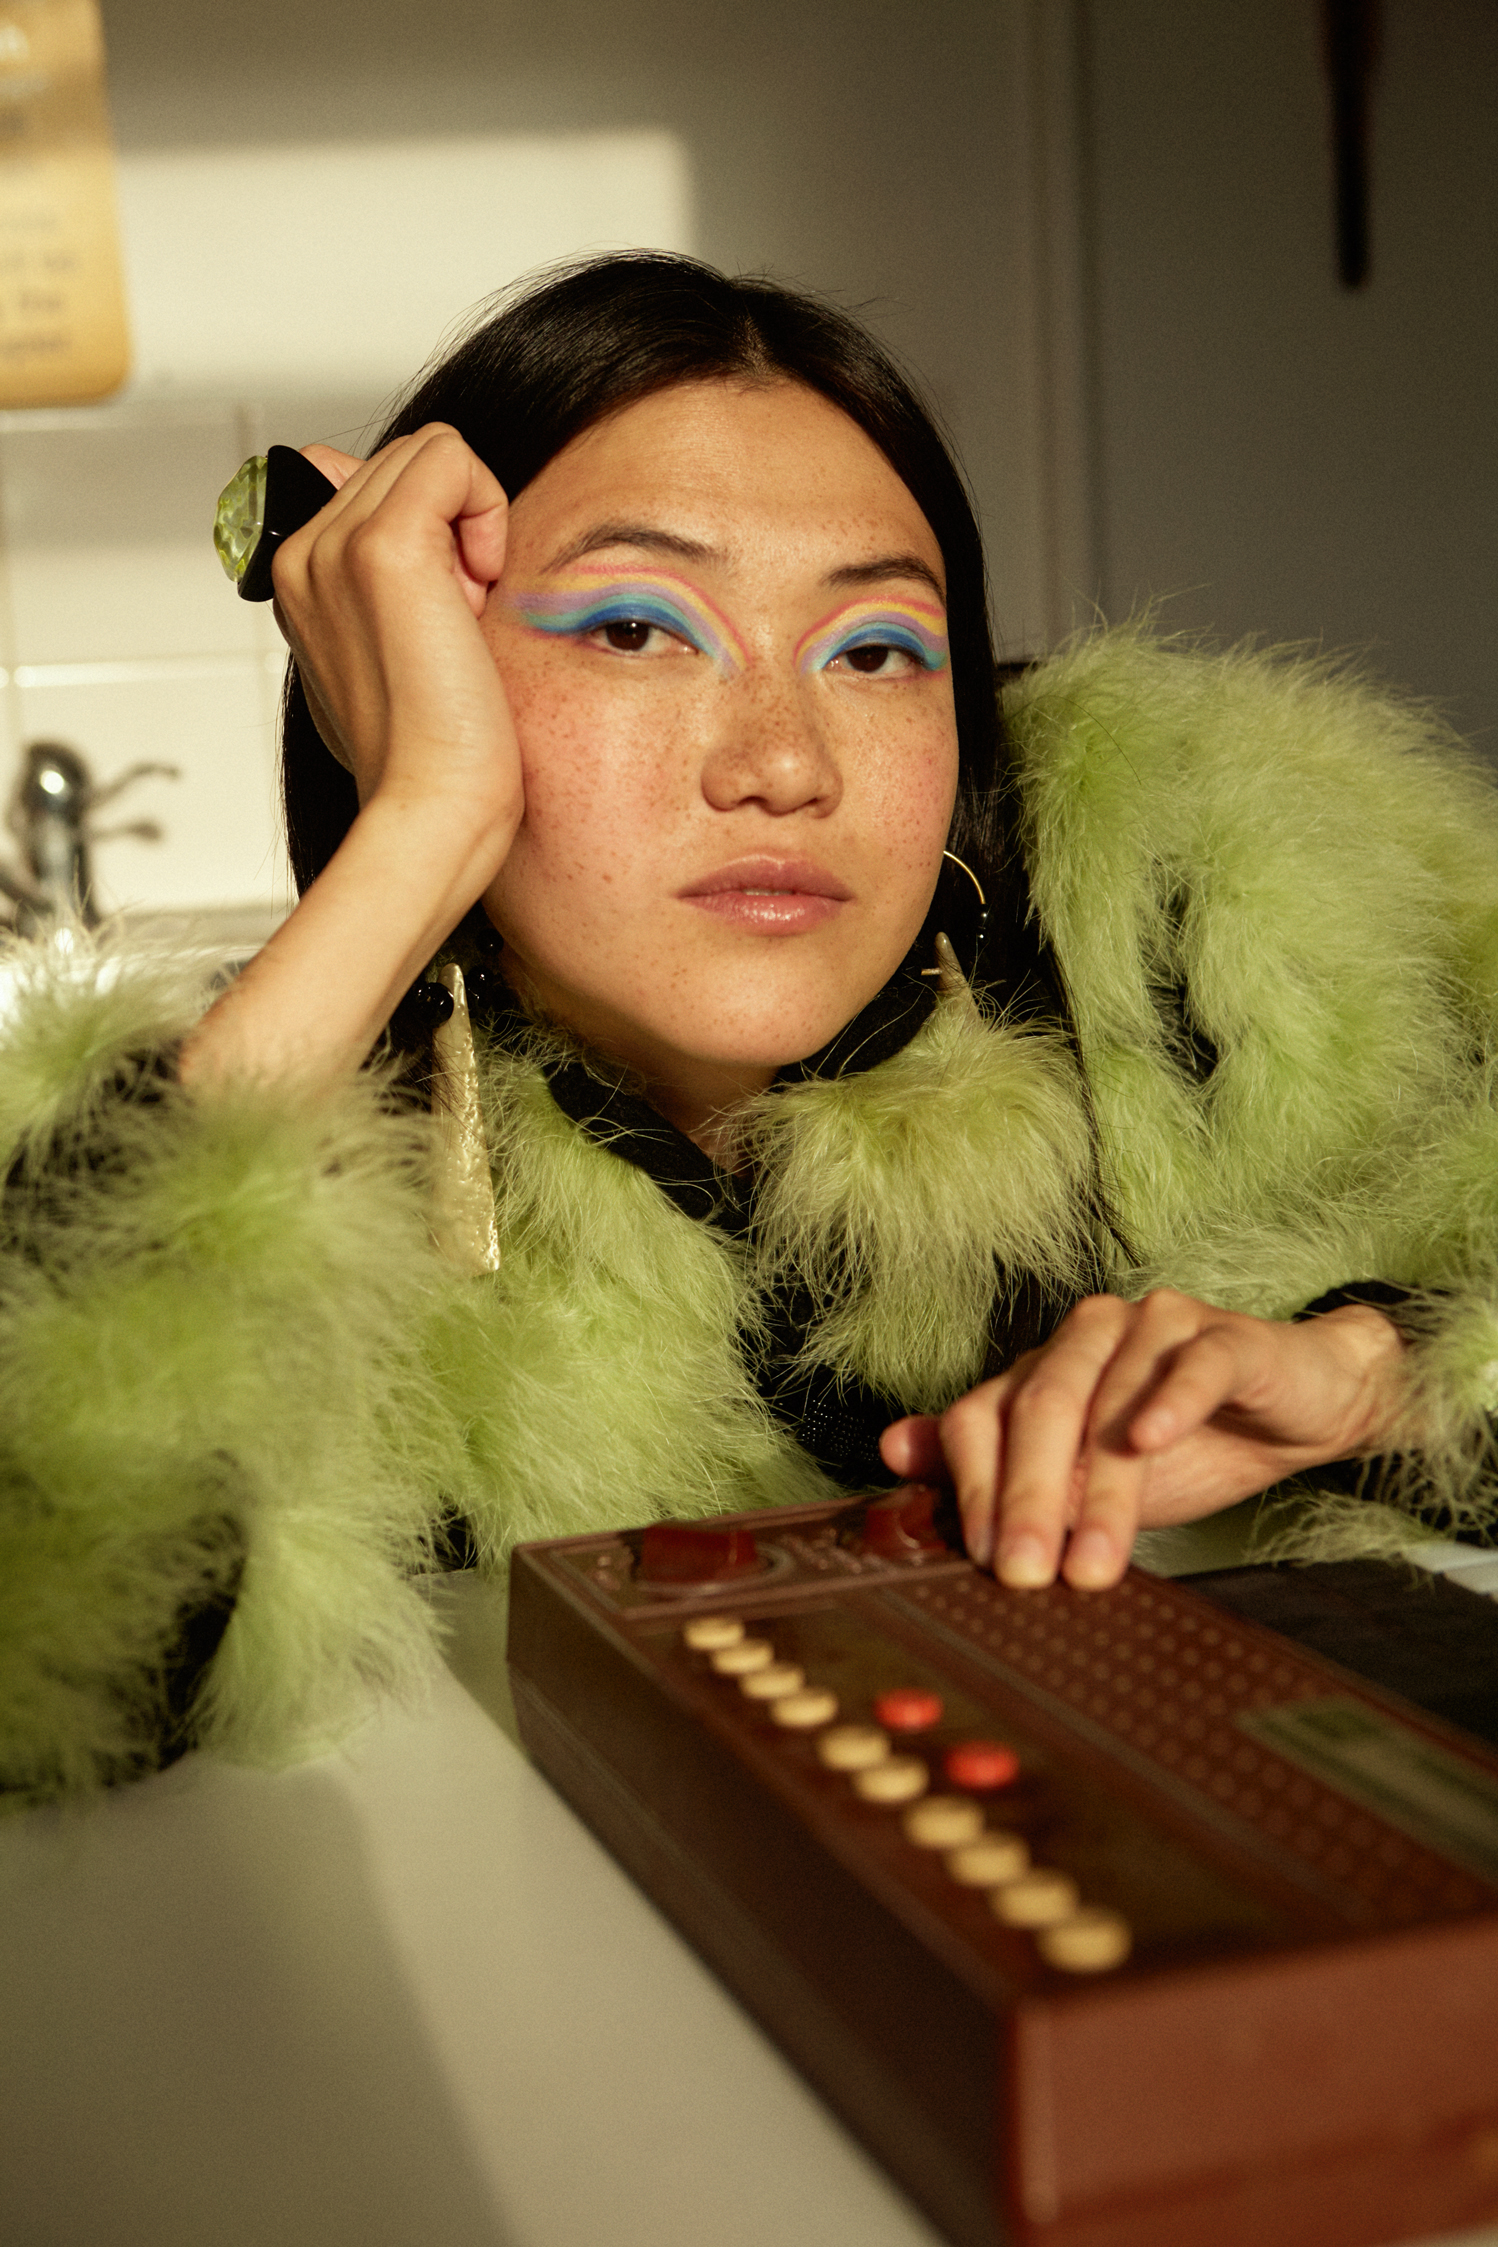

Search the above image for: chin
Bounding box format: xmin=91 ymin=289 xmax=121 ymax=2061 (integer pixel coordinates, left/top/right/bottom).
xmin=675 ymin=994 xmax=873 ymax=1074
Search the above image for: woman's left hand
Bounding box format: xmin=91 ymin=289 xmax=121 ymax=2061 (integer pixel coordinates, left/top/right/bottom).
xmin=879 ymin=1290 xmax=1408 ymax=1590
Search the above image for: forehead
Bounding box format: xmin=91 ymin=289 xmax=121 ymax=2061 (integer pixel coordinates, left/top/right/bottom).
xmin=504 ymin=378 xmax=944 ymax=583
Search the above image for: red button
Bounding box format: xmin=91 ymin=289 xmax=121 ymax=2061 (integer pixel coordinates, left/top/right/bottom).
xmin=637 ymin=1523 xmax=761 ymax=1584
xmin=874 ymin=1688 xmax=943 ymax=1732
xmin=945 ymin=1740 xmax=1020 ymax=1791
xmin=862 ymin=1485 xmax=948 ymax=1560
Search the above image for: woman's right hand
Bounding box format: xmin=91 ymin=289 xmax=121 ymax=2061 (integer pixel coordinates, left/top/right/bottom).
xmin=271 ymin=423 xmax=521 ymax=856
xmin=182 ymin=427 xmax=524 ymax=1092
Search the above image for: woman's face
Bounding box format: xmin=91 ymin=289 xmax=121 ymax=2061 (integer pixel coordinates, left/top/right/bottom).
xmin=479 ymin=377 xmax=960 ymax=1131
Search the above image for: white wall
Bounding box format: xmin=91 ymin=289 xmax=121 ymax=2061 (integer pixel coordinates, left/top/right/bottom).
xmin=1082 ymin=0 xmax=1498 ymax=750
xmin=0 ymin=0 xmax=1076 ymax=921
xmin=99 ymin=0 xmax=1064 ymax=644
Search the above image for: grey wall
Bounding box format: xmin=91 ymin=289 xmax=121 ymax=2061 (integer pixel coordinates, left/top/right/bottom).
xmin=1084 ymin=0 xmax=1498 ymax=747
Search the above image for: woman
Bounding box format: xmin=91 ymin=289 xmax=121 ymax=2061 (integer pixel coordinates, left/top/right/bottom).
xmin=4 ymin=254 xmax=1494 ymax=1801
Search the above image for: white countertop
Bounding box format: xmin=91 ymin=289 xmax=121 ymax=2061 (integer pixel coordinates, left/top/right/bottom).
xmin=0 ymin=1571 xmax=1493 ymax=2247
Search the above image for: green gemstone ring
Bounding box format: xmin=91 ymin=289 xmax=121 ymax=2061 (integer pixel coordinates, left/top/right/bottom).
xmin=214 ymin=445 xmax=339 ymax=602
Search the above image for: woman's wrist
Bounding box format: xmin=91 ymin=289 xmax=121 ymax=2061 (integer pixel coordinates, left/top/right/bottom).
xmin=1306 ymin=1301 xmax=1410 ymax=1459
xmin=181 ymin=786 xmax=518 ymax=1090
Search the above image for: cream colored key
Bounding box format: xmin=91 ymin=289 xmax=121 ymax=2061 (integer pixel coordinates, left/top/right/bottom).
xmin=989 ymin=1868 xmax=1079 ymax=1927
xmin=902 ymin=1796 xmax=985 ymax=1850
xmin=816 ymin=1724 xmax=890 ymax=1772
xmin=770 ymin=1687 xmax=839 ymax=1729
xmin=1037 ymin=1907 xmax=1133 ymax=1974
xmin=852 ymin=1755 xmax=929 ymax=1806
xmin=711 ymin=1638 xmax=774 ymax=1676
xmin=945 ymin=1833 xmax=1030 ymax=1887
xmin=740 ymin=1662 xmax=805 ymax=1701
xmin=684 ymin=1615 xmax=744 ymax=1652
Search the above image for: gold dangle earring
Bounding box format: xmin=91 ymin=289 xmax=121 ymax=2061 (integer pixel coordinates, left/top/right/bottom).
xmin=921 ymin=849 xmax=988 ymax=1001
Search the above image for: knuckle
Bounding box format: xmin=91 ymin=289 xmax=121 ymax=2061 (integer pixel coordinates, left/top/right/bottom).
xmin=344 ymin=517 xmax=400 ymax=579
xmin=1008 ymin=1373 xmax=1077 ymax=1427
xmin=269 ymin=548 xmax=302 ymax=601
xmin=424 ymin=423 xmax=475 ymax=468
xmin=940 ymin=1388 xmax=994 ymax=1444
xmin=1061 ymin=1295 xmax=1129 ymax=1349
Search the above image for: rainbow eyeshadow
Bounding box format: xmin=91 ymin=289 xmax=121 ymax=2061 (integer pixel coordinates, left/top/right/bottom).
xmin=795 ymin=596 xmax=950 ymax=675
xmin=507 ymin=567 xmax=749 ymax=674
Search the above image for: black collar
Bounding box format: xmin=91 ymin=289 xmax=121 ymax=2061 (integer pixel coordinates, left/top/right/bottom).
xmin=477 ymin=961 xmax=937 ymax=1232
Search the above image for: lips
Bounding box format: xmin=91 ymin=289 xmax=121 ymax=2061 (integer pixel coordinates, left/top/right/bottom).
xmin=678 ymin=857 xmax=852 ymax=901
xmin=677 ymin=856 xmax=851 ymax=933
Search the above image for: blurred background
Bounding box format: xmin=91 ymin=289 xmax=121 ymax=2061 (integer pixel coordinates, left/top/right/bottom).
xmin=0 ymin=0 xmax=1490 ymax=927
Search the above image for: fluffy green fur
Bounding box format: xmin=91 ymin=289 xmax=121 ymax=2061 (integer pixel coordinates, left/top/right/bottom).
xmin=418 ymin=995 xmax=1098 ymax=1567
xmin=0 ymin=937 xmax=462 ymax=1798
xmin=8 ymin=627 xmax=1498 ymax=1803
xmin=737 ymin=999 xmax=1097 ymax=1411
xmin=1008 ymin=627 xmax=1498 ymax=1529
xmin=427 ymin=1032 xmax=828 ymax=1562
xmin=1010 ymin=628 xmax=1498 ymax=1295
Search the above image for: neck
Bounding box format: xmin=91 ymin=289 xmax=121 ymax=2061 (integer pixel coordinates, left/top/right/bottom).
xmin=648 ymin=1069 xmax=772 ymax=1164
xmin=497 ymin=944 xmax=775 ymax=1161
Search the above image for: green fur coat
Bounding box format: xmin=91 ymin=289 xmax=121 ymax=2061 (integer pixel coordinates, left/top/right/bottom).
xmin=6 ymin=628 xmax=1498 ymax=1804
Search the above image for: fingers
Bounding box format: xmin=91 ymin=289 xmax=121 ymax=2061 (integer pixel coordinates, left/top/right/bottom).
xmin=1124 ymin=1318 xmax=1261 ymax=1453
xmin=918 ymin=1291 xmax=1410 ymax=1601
xmin=276 ymin=425 xmax=509 ymax=619
xmin=960 ymin=1296 xmax=1131 ymax=1587
xmin=265 ymin=423 xmax=521 ymax=834
xmin=930 ymin=1292 xmax=1264 ymax=1594
xmin=879 ymin=1415 xmax=946 ymax=1483
xmin=1051 ymin=1296 xmax=1244 ymax=1588
xmin=300 ymin=443 xmax=363 ymax=492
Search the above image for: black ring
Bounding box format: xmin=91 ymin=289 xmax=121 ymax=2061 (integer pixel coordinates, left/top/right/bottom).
xmin=220 ymin=447 xmax=340 ymax=603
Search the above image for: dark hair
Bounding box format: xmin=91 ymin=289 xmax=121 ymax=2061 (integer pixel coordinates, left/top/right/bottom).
xmin=282 ymin=252 xmax=1044 ymax=1004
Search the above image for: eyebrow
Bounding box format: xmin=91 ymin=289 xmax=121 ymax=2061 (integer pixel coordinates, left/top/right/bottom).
xmin=825 ymin=554 xmax=946 ymax=603
xmin=541 ymin=525 xmax=946 ymax=605
xmin=543 ymin=523 xmax=720 ymax=572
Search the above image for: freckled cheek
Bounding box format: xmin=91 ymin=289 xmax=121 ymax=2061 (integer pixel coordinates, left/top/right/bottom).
xmin=855 ymin=714 xmax=959 ymax=882
xmin=497 ymin=668 xmax=688 ymax=902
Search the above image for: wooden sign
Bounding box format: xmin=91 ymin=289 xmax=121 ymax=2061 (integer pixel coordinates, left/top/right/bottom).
xmin=0 ymin=0 xmax=128 ymax=406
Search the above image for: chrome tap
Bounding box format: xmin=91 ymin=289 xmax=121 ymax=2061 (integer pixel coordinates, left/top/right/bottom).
xmin=17 ymin=742 xmax=94 ymax=923
xmin=2 ymin=742 xmax=180 ymax=932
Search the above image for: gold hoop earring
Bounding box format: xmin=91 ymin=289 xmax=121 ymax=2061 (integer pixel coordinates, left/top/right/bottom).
xmin=920 ymin=848 xmax=990 ymax=990
xmin=941 ymin=849 xmax=986 ymax=907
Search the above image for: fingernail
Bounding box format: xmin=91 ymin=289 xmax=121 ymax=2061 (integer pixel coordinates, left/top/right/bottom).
xmin=966 ymin=1524 xmax=995 ymax=1569
xmin=997 ymin=1531 xmax=1053 ymax=1588
xmin=1066 ymin=1527 xmax=1117 ymax=1588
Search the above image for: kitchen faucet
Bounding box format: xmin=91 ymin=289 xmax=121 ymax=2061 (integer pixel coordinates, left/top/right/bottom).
xmin=2 ymin=742 xmax=179 ymax=931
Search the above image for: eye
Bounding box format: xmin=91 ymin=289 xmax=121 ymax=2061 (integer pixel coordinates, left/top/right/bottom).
xmin=839 ymin=641 xmax=917 ymax=676
xmin=600 ymin=617 xmax=657 ymax=653
xmin=807 ymin=611 xmax=949 ymax=676
xmin=585 ymin=614 xmax=697 ymax=658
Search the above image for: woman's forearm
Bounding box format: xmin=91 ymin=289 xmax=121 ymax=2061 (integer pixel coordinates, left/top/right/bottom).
xmin=179 ymin=784 xmax=518 ymax=1090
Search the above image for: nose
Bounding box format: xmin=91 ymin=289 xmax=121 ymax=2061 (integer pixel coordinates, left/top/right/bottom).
xmin=699 ymin=674 xmax=843 ymax=817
